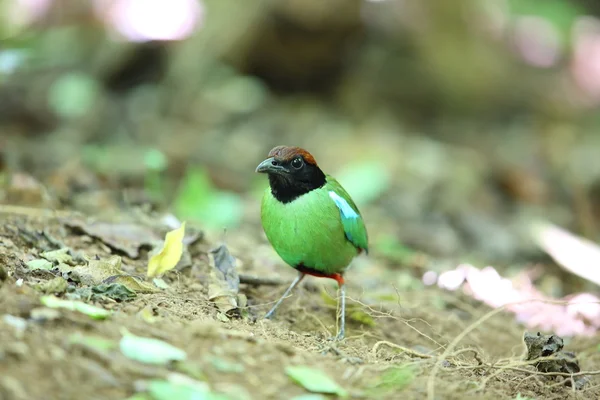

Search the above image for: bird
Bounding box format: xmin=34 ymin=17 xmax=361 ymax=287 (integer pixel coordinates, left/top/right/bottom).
xmin=255 ymin=145 xmax=368 ymax=340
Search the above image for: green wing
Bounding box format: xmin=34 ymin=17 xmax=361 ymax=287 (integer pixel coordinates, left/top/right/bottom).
xmin=325 ymin=176 xmax=369 ymax=253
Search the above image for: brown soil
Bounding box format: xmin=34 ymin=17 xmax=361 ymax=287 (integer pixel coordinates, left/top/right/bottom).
xmin=0 ymin=209 xmax=599 ymax=400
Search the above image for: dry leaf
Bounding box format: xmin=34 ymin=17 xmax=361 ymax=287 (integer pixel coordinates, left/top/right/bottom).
xmin=71 ymin=256 xmax=122 ymax=285
xmin=65 ymin=219 xmax=161 ymax=259
xmin=147 ymin=222 xmax=186 ymax=278
xmin=104 ymin=275 xmax=159 ymax=294
xmin=207 ymin=244 xmax=240 ymax=314
xmin=69 ymin=256 xmax=158 ymax=294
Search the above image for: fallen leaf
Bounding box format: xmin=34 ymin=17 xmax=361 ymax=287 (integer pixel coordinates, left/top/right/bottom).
xmin=40 ymin=295 xmax=111 ymax=319
xmin=290 ymin=395 xmax=328 ymax=400
xmin=125 ymin=394 xmax=150 ymax=400
xmin=3 ymin=315 xmax=27 ymax=335
xmin=41 ymin=248 xmax=73 ymax=264
xmin=207 ymin=244 xmax=240 ymax=315
xmin=147 ymin=223 xmax=186 ymax=278
xmin=145 ymin=374 xmax=229 ymax=400
xmin=320 ymin=291 xmax=375 ymax=327
xmin=69 ymin=333 xmax=117 ymax=353
xmin=35 ymin=276 xmax=68 ymax=294
xmin=70 ymin=256 xmax=122 ymax=285
xmin=152 ymin=278 xmax=170 ymax=289
xmin=26 ymin=259 xmax=53 ymax=271
xmin=137 ymin=306 xmax=159 ymax=324
xmin=367 ymin=365 xmax=414 ymax=396
xmin=208 ymin=356 xmax=245 ymax=373
xmin=119 ymin=331 xmax=187 ymax=365
xmin=69 ymin=256 xmax=158 ymax=294
xmin=104 ymin=275 xmax=159 ymax=294
xmin=349 ymin=310 xmax=376 ymax=327
xmin=174 ymin=362 xmax=207 ymax=381
xmin=65 ymin=219 xmax=161 ymax=259
xmin=30 ymin=307 xmax=61 ymax=322
xmin=285 ymin=366 xmax=348 ymax=397
xmin=92 ymin=283 xmax=137 ymax=301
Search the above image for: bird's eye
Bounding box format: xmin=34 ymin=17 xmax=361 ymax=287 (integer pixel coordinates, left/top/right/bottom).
xmin=291 ymin=157 xmax=303 ymax=169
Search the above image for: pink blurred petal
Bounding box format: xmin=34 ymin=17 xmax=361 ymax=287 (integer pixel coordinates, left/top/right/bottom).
xmin=533 ymin=221 xmax=600 ymax=286
xmin=432 ymin=262 xmax=600 ymax=336
xmin=10 ymin=0 xmax=53 ymax=25
xmin=422 ymin=270 xmax=438 ymax=286
xmin=95 ymin=0 xmax=204 ymax=42
xmin=570 ymin=16 xmax=600 ymax=102
xmin=437 ymin=266 xmax=467 ymax=290
xmin=512 ymin=16 xmax=561 ymax=68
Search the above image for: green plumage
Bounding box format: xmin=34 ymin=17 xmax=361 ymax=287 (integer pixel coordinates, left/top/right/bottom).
xmin=261 ymin=175 xmax=368 ymax=275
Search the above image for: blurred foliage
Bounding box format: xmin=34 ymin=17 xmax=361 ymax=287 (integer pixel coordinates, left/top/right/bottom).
xmin=1 ymin=0 xmax=600 ymax=272
xmin=366 ymin=365 xmax=415 ymax=396
xmin=173 ymin=167 xmax=243 ymax=229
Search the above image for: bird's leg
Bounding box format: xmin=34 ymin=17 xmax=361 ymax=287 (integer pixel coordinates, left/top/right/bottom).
xmin=335 ymin=283 xmax=346 ymax=340
xmin=264 ymin=272 xmax=305 ymax=319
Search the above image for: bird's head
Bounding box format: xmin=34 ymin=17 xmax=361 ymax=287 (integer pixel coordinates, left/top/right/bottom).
xmin=256 ymin=146 xmax=326 ymax=201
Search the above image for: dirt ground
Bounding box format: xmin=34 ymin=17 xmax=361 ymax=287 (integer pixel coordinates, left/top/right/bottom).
xmin=1 ymin=207 xmax=599 ymax=400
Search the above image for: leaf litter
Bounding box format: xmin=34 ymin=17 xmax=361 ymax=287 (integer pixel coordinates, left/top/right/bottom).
xmin=64 ymin=219 xmax=162 ymax=259
xmin=40 ymin=295 xmax=111 ymax=319
xmin=207 ymin=243 xmax=242 ymax=318
xmin=1 ymin=212 xmax=600 ymax=400
xmin=147 ymin=222 xmax=186 ymax=278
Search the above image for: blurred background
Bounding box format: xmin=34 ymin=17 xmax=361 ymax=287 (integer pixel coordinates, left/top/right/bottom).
xmin=2 ymin=0 xmax=600 ymax=320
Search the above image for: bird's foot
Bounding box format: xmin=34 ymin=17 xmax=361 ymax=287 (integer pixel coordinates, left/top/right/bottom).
xmin=263 ymin=311 xmax=275 ymax=320
xmin=325 ymin=328 xmax=344 ymax=342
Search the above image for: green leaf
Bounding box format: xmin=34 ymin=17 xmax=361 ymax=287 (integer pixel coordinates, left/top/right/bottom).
xmin=35 ymin=276 xmax=69 ymax=294
xmin=507 ymin=0 xmax=583 ymax=47
xmin=92 ymin=283 xmax=136 ymax=301
xmin=208 ymin=356 xmax=245 ymax=373
xmin=40 ymin=248 xmax=73 ymax=264
xmin=40 ymin=295 xmax=111 ymax=319
xmin=120 ymin=332 xmax=187 ymax=365
xmin=153 ymin=278 xmax=170 ymax=289
xmin=368 ymin=365 xmax=414 ymax=394
xmin=48 ymin=72 xmax=99 ymax=118
xmin=336 ymin=161 xmax=390 ymax=205
xmin=290 ymin=396 xmax=328 ymax=400
xmin=349 ymin=309 xmax=375 ymax=327
xmin=174 ymin=361 xmax=207 ymax=381
xmin=125 ymin=394 xmax=151 ymax=400
xmin=285 ymin=366 xmax=348 ymax=397
xmin=146 ymin=379 xmax=230 ymax=400
xmin=144 ymin=149 xmax=168 ymax=172
xmin=69 ymin=333 xmax=117 ymax=353
xmin=375 ymin=235 xmax=418 ymax=265
xmin=26 ymin=259 xmax=53 ymax=271
xmin=173 ymin=167 xmax=243 ymax=229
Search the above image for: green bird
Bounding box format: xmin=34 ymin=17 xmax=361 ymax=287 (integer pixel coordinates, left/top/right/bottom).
xmin=256 ymin=145 xmax=368 ymax=340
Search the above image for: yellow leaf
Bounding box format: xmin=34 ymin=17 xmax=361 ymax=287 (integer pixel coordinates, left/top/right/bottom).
xmin=147 ymin=222 xmax=186 ymax=278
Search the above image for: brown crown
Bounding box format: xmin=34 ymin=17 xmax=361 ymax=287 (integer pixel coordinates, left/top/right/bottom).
xmin=267 ymin=146 xmax=317 ymax=166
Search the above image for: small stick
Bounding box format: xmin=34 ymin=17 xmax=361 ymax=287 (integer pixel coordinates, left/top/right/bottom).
xmin=239 ymin=274 xmax=285 ymax=286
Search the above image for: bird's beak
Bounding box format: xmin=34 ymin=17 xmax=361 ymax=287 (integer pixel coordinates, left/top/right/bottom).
xmin=255 ymin=157 xmax=285 ymax=174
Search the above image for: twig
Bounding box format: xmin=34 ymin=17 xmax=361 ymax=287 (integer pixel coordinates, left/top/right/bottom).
xmin=239 ymin=274 xmax=285 ymax=286
xmin=371 ymin=340 xmax=433 ymax=359
xmin=426 ymin=305 xmax=507 ymax=400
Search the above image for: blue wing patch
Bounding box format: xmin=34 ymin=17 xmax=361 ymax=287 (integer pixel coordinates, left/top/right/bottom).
xmin=328 ymin=191 xmax=359 ymax=220
xmin=328 ymin=190 xmax=367 ymax=252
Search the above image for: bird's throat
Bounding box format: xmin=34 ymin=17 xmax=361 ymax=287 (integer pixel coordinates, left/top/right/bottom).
xmin=268 ymin=170 xmax=325 ymax=204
